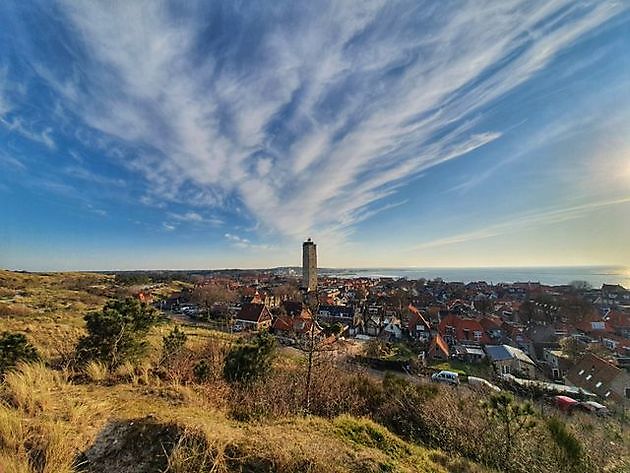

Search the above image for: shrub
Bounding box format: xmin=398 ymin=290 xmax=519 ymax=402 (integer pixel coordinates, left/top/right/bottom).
xmin=76 ymin=298 xmax=160 ymax=368
xmin=223 ymin=332 xmax=276 ymax=384
xmin=193 ymin=360 xmax=211 ymax=383
xmin=162 ymin=325 xmax=188 ymax=362
xmin=0 ymin=331 xmax=39 ymax=375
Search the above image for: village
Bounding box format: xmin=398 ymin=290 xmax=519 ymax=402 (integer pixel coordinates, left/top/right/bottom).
xmin=133 ymin=240 xmax=630 ymax=417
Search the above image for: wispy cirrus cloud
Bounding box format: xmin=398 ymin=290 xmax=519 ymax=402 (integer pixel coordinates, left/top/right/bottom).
xmin=168 ymin=211 xmax=223 ymax=226
xmin=224 ymin=233 xmax=273 ymax=251
xmin=410 ymin=196 xmax=630 ymax=251
xmin=2 ymin=0 xmax=625 ymax=245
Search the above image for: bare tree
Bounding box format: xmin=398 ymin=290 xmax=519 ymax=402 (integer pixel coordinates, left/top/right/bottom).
xmin=192 ymin=284 xmax=238 ymax=319
xmin=297 ymin=289 xmax=340 ymax=415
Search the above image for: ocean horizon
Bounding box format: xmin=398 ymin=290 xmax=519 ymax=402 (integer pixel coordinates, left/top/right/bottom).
xmin=321 ymin=265 xmax=630 ymax=288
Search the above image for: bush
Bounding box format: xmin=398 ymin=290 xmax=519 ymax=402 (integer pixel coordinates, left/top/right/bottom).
xmin=223 ymin=332 xmax=276 ymax=384
xmin=193 ymin=360 xmax=211 ymax=383
xmin=162 ymin=325 xmax=188 ymax=362
xmin=76 ymin=298 xmax=160 ymax=368
xmin=0 ymin=331 xmax=39 ymax=375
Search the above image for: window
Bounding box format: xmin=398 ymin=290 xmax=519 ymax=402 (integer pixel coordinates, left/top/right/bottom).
xmin=585 ymin=374 xmax=592 ymax=381
xmin=578 ymin=369 xmax=585 ymax=375
xmin=595 ymin=381 xmax=602 ymax=388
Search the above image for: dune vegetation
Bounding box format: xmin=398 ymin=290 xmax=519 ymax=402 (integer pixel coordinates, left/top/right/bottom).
xmin=0 ymin=270 xmax=627 ymax=473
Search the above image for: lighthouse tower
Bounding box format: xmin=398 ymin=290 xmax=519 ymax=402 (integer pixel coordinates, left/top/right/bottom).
xmin=302 ymin=238 xmax=317 ymax=292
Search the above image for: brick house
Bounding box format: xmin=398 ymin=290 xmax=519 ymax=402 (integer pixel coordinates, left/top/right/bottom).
xmin=234 ymin=303 xmax=273 ymax=331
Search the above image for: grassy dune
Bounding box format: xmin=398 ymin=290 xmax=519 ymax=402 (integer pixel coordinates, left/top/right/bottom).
xmin=0 ymin=270 xmax=484 ymax=473
xmin=2 ymin=270 xmax=626 ymax=473
xmin=0 ymin=361 xmax=480 ymax=473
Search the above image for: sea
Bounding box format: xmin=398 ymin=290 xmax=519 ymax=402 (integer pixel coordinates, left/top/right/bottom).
xmin=322 ymin=266 xmax=630 ymax=288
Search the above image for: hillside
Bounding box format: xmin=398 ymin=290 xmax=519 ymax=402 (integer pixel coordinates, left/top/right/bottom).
xmin=0 ymin=361 xmax=481 ymax=473
xmin=0 ymin=270 xmax=627 ymax=473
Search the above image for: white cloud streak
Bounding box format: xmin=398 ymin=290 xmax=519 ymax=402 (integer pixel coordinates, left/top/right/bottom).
xmin=224 ymin=233 xmax=273 ymax=250
xmin=13 ymin=0 xmax=625 ymax=243
xmin=411 ymin=196 xmax=630 ymax=251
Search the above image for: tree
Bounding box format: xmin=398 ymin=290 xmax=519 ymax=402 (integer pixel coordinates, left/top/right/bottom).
xmin=76 ymin=298 xmax=160 ymax=369
xmin=223 ymin=332 xmax=276 ymax=384
xmin=161 ymin=325 xmax=188 ymax=362
xmin=558 ymin=295 xmax=595 ymax=325
xmin=272 ymin=283 xmax=301 ymax=300
xmin=474 ymin=297 xmax=493 ymax=316
xmin=193 ymin=359 xmax=211 ymax=383
xmin=570 ymin=280 xmax=592 ymax=291
xmin=0 ymin=332 xmax=39 ymax=375
xmin=323 ymin=322 xmax=343 ymax=337
xmin=482 ymin=392 xmax=535 ymax=470
xmin=559 ymin=336 xmax=582 ymax=363
xmin=192 ymin=284 xmax=237 ymax=318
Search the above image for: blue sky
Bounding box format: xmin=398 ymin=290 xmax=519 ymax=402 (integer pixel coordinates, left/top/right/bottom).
xmin=1 ymin=1 xmax=629 ymax=271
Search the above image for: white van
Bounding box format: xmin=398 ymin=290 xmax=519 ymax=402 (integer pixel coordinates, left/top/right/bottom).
xmin=431 ymin=370 xmax=460 ymax=385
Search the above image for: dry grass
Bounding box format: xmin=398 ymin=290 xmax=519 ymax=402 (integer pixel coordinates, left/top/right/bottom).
xmin=0 ymin=361 xmax=461 ymax=473
xmin=3 ymin=362 xmax=66 ymax=415
xmin=84 ymin=361 xmax=109 ymax=384
xmin=1 ymin=270 xmax=623 ymax=473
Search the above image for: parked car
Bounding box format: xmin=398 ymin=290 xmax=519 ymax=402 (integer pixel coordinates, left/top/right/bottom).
xmin=575 ymin=401 xmax=609 ymax=416
xmin=468 ymin=376 xmax=501 ymax=392
xmin=552 ymin=395 xmax=579 ymax=413
xmin=431 ymin=370 xmax=460 ymax=385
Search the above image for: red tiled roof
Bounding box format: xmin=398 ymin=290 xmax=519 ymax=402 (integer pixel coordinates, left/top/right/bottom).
xmin=408 ymin=304 xmax=431 ymax=331
xmin=438 ymin=314 xmax=492 ymax=344
xmin=575 ymin=319 xmax=613 ymax=334
xmin=429 ymin=334 xmax=450 ymax=358
xmin=607 ymin=311 xmax=630 ymax=329
xmin=566 ymin=353 xmax=630 ymax=401
xmin=479 ymin=316 xmax=501 ymax=331
xmin=236 ymin=303 xmax=271 ymax=323
xmin=272 ymin=315 xmax=318 ymax=334
xmin=282 ymin=301 xmax=305 ymax=317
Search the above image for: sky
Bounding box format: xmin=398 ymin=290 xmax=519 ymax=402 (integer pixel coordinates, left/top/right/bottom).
xmin=0 ymin=0 xmax=629 ymax=271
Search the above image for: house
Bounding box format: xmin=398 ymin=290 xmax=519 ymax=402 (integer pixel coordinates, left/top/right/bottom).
xmin=282 ymin=301 xmax=309 ymax=318
xmin=601 ymin=284 xmax=630 ymax=308
xmin=438 ymin=314 xmax=492 ymax=347
xmin=453 ymin=345 xmax=486 ymax=363
xmin=427 ymin=333 xmax=450 ymax=360
xmin=272 ymin=311 xmax=321 ymax=339
xmin=365 ymin=314 xmax=383 ymax=337
xmin=566 ymin=353 xmax=630 ymax=403
xmin=606 ymin=311 xmax=630 ymax=338
xmin=485 ymin=344 xmax=536 ymax=378
xmin=479 ymin=316 xmax=503 ymax=341
xmin=601 ymin=334 xmax=630 ymax=356
xmin=576 ymin=318 xmax=613 ymax=337
xmin=407 ymin=304 xmax=431 ymax=342
xmin=542 ymin=348 xmax=572 ymax=381
xmin=381 ymin=316 xmax=403 ymax=340
xmin=318 ymin=304 xmax=355 ymax=323
xmin=234 ymin=303 xmax=273 ymax=331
